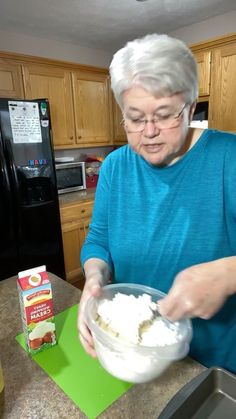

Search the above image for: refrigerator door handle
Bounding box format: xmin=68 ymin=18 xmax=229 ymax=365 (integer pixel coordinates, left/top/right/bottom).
xmin=4 ymin=138 xmax=20 ymax=192
xmin=3 ymin=137 xmax=22 ymax=240
xmin=0 ymin=135 xmax=11 ymax=194
xmin=0 ymin=130 xmax=15 ymax=248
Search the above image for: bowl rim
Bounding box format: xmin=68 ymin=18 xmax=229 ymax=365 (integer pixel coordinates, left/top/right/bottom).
xmin=84 ymin=282 xmax=193 ymax=352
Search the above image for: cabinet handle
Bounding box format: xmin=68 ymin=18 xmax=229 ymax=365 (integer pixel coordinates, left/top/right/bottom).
xmin=81 ymin=209 xmax=85 ymax=213
xmin=69 ymin=136 xmax=74 ymax=140
xmin=78 ymin=135 xmax=82 ymax=139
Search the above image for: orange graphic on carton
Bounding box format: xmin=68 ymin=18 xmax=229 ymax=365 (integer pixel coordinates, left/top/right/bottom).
xmin=17 ymin=265 xmax=57 ymax=354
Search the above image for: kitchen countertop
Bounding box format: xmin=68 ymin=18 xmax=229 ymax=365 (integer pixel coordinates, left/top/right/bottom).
xmin=59 ymin=188 xmax=96 ymax=208
xmin=0 ymin=274 xmax=205 ymax=419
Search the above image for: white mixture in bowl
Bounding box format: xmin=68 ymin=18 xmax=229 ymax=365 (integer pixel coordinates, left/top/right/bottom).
xmin=96 ymin=292 xmax=181 ymax=346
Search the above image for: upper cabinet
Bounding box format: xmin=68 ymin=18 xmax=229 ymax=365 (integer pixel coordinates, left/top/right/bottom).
xmin=72 ymin=70 xmax=112 ymax=147
xmin=23 ymin=64 xmax=112 ymax=148
xmin=191 ymin=33 xmax=236 ymax=132
xmin=111 ymin=94 xmax=127 ymax=145
xmin=209 ymin=42 xmax=236 ymax=132
xmin=194 ymin=51 xmax=211 ymax=97
xmin=0 ymin=59 xmax=24 ymax=98
xmin=23 ymin=64 xmax=76 ymax=148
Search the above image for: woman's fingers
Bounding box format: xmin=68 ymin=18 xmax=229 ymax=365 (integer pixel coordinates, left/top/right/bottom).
xmin=77 ymin=277 xmax=104 ymax=357
xmin=78 ymin=310 xmax=97 ymax=357
xmin=77 ymin=260 xmax=110 ymax=357
xmin=78 ymin=313 xmax=97 ymax=357
xmin=79 ymin=333 xmax=97 ymax=358
xmin=158 ymin=262 xmax=229 ymax=321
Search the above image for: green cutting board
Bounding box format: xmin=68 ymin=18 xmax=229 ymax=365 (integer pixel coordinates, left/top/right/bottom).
xmin=16 ymin=304 xmax=132 ymax=419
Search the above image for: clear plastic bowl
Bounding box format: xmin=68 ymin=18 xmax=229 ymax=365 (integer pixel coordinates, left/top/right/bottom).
xmin=84 ymin=283 xmax=192 ymax=383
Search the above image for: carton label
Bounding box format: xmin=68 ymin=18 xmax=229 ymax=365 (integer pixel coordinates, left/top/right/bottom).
xmin=17 ymin=265 xmax=57 ymax=354
xmin=25 ymin=296 xmax=54 ymax=323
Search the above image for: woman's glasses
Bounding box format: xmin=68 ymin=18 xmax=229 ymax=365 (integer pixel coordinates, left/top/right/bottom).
xmin=121 ymin=103 xmax=188 ymax=133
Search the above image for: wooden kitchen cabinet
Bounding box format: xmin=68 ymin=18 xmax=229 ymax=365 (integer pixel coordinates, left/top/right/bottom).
xmin=191 ymin=33 xmax=236 ymax=132
xmin=60 ymin=199 xmax=94 ymax=288
xmin=112 ymin=94 xmax=127 ymax=145
xmin=22 ymin=63 xmax=112 ymax=148
xmin=193 ymin=50 xmax=211 ymax=97
xmin=72 ymin=70 xmax=112 ymax=147
xmin=22 ymin=64 xmax=76 ymax=148
xmin=0 ymin=59 xmax=24 ymax=98
xmin=209 ymin=42 xmax=236 ymax=132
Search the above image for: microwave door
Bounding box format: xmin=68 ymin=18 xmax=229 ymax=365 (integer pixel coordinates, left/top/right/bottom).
xmin=56 ymin=163 xmax=86 ymax=194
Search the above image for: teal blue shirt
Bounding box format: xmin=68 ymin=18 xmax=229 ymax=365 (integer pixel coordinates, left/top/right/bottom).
xmin=81 ymin=129 xmax=236 ymax=373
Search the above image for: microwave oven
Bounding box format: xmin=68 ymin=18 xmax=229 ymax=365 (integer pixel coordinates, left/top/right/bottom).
xmin=55 ymin=162 xmax=86 ymax=194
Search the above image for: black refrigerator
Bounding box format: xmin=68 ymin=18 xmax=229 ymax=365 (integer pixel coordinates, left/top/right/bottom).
xmin=0 ymin=98 xmax=65 ymax=281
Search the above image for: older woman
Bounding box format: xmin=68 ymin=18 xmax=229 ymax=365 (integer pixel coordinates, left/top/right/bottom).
xmin=78 ymin=34 xmax=236 ymax=373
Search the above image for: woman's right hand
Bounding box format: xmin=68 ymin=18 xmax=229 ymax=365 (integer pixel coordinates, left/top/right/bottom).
xmin=77 ymin=258 xmax=110 ymax=358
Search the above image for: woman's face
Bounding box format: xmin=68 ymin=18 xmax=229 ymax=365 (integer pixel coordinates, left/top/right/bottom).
xmin=122 ymin=86 xmax=194 ymax=166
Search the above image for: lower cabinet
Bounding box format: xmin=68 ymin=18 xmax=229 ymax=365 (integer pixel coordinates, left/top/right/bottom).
xmin=60 ymin=199 xmax=94 ymax=289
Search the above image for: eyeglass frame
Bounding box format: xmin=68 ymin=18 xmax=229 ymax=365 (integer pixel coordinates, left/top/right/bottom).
xmin=121 ymin=102 xmax=189 ymax=133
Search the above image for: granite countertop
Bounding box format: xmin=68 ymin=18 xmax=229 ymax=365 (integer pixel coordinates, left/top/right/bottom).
xmin=59 ymin=188 xmax=96 ymax=208
xmin=0 ymin=274 xmax=205 ymax=419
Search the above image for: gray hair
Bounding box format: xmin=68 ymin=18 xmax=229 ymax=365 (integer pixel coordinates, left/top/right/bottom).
xmin=109 ymin=33 xmax=198 ymax=108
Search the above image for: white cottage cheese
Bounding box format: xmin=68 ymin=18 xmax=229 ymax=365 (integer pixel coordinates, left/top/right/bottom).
xmin=96 ymin=292 xmax=181 ymax=346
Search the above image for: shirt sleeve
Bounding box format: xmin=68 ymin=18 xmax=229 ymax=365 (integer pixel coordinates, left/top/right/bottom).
xmin=80 ymin=156 xmax=113 ymax=271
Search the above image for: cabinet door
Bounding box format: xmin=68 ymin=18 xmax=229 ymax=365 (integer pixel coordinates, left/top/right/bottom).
xmin=112 ymin=94 xmax=127 ymax=145
xmin=209 ymin=44 xmax=236 ymax=132
xmin=0 ymin=60 xmax=24 ymax=98
xmin=61 ymin=218 xmax=90 ymax=287
xmin=60 ymin=199 xmax=93 ymax=287
xmin=72 ymin=71 xmax=112 ymax=146
xmin=22 ymin=64 xmax=76 ymax=147
xmin=194 ymin=51 xmax=211 ymax=97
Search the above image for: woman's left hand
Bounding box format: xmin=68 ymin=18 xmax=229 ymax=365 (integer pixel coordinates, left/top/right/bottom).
xmin=158 ymin=256 xmax=236 ymax=321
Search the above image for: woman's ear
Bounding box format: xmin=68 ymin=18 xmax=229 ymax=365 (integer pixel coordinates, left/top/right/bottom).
xmin=189 ymin=102 xmax=197 ymax=124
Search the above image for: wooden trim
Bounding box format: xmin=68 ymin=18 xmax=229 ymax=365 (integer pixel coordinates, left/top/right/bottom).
xmin=197 ymin=96 xmax=209 ymax=103
xmin=190 ymin=33 xmax=236 ymax=52
xmin=0 ymin=50 xmax=108 ymax=74
xmin=54 ymin=141 xmax=112 ymax=150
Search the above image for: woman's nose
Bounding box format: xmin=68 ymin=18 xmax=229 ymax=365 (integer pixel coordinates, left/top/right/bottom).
xmin=143 ymin=121 xmax=160 ymax=137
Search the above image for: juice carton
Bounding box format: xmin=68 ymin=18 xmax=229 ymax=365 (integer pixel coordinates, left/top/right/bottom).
xmin=17 ymin=265 xmax=57 ymax=354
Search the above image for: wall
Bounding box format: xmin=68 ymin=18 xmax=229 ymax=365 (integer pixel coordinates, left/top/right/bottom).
xmin=0 ymin=11 xmax=235 ymax=67
xmin=0 ymin=29 xmax=111 ymax=68
xmin=169 ymin=10 xmax=236 ymax=45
